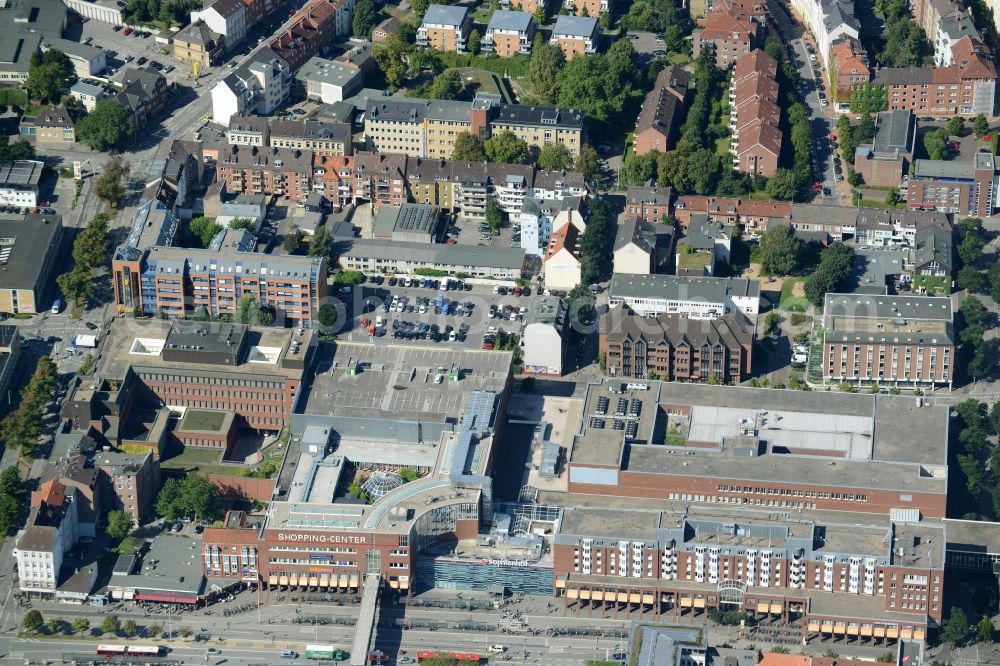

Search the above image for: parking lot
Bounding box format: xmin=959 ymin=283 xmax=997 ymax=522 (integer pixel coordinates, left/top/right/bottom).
xmin=338 ymin=278 xmax=533 ymax=351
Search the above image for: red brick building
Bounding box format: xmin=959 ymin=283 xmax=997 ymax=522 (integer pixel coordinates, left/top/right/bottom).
xmin=599 ymin=308 xmax=754 ymax=382
xmin=624 ymin=187 xmax=673 ymax=224
xmin=634 ymin=65 xmax=689 ymax=157
xmin=729 ymin=50 xmax=782 ymax=177
xmin=830 ymin=37 xmax=871 ymax=103
xmin=692 ymin=0 xmax=765 ymax=69
xmin=217 ymin=145 xmax=314 ymax=204
xmin=874 ymin=36 xmax=997 ymax=115
xmin=269 ymin=0 xmax=354 ymax=70
xmin=822 ymin=294 xmax=955 ymax=389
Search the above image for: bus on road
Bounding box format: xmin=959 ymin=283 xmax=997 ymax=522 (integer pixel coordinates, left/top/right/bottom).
xmin=305 ymin=644 xmax=347 ymax=660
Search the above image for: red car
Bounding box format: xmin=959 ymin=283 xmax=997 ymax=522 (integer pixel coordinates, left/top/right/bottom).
xmin=123 ymin=27 xmax=133 ymax=35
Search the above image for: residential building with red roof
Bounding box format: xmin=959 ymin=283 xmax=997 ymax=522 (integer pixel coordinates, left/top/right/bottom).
xmin=634 ymin=65 xmax=690 ymax=156
xmin=728 ymin=49 xmax=782 ymax=177
xmin=692 ymin=0 xmax=765 ymax=68
xmin=830 ymin=36 xmax=871 ymax=102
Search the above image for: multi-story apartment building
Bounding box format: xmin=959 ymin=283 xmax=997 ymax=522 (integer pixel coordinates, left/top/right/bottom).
xmin=226 ymin=115 xmax=271 ymax=146
xmin=729 ymin=50 xmax=782 ymax=177
xmin=217 ymin=145 xmax=314 ymax=203
xmin=612 ymin=216 xmax=675 ymax=274
xmin=483 ymin=10 xmax=536 ymax=57
xmin=562 ymin=0 xmax=611 ymax=17
xmin=268 ymin=0 xmax=355 ymax=70
xmin=311 ymin=154 xmax=355 ymax=210
xmin=18 ymin=105 xmax=75 ymax=145
xmin=912 ymin=0 xmax=980 ymax=66
xmin=542 ymin=223 xmax=582 ymax=291
xmin=600 ymin=308 xmax=754 ymax=382
xmin=172 ymin=20 xmax=225 ymax=68
xmin=15 ymin=481 xmax=79 ymax=594
xmin=822 ymin=293 xmax=955 ymax=389
xmin=416 ymin=4 xmax=473 ymax=53
xmin=550 ymin=15 xmax=599 ymax=59
xmin=829 ymin=36 xmax=870 ymax=103
xmin=609 ymin=274 xmax=761 ymax=319
xmin=634 ymin=65 xmax=689 ymax=156
xmin=692 ymin=0 xmax=765 ymax=69
xmin=624 ymin=186 xmax=674 ymax=224
xmin=96 ymin=449 xmax=161 ymax=520
xmin=486 ymin=102 xmax=585 ymax=157
xmin=908 ymin=151 xmax=998 ymax=217
xmin=211 ymin=48 xmax=291 ymax=124
xmin=112 ymin=223 xmax=327 ymax=326
xmin=853 ymin=208 xmax=951 ymax=249
xmin=673 ymin=194 xmax=792 ymax=229
xmin=874 ymin=36 xmax=997 ymax=115
xmin=190 ymin=0 xmax=247 ymax=51
xmin=269 ymin=119 xmax=350 ymax=156
xmin=115 ymin=67 xmax=169 ymax=130
xmin=364 ymin=95 xmax=585 ymax=158
xmin=352 ymin=152 xmax=409 ymax=210
xmin=791 ymin=0 xmax=860 ymax=71
xmin=853 ymin=109 xmax=915 ymax=188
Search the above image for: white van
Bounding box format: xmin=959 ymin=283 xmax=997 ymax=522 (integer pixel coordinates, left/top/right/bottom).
xmin=278 ymin=650 xmax=298 ymax=659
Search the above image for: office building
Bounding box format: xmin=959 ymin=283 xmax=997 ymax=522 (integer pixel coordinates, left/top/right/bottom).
xmin=853 ymin=110 xmax=916 ymax=188
xmin=907 ymin=152 xmax=998 ymax=217
xmin=609 ymin=274 xmax=761 ymax=319
xmin=523 ymin=295 xmax=569 ymax=376
xmin=0 ymin=213 xmax=63 ymax=315
xmin=822 ymin=293 xmax=955 ymax=389
xmin=0 ymin=160 xmax=44 ymax=209
xmin=297 ymin=55 xmax=367 ymax=104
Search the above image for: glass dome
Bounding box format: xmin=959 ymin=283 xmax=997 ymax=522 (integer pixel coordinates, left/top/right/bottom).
xmin=362 ymin=471 xmax=404 ymax=499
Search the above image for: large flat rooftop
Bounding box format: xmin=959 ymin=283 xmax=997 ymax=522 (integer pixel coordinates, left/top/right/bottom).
xmin=567 ymin=381 xmax=949 ymax=495
xmin=97 ymin=319 xmax=313 ymax=381
xmin=298 ymin=341 xmax=512 ymax=423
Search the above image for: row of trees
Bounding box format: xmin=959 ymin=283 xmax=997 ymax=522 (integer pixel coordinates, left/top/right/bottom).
xmin=0 ymin=467 xmax=25 ymax=537
xmin=451 ymin=130 xmax=590 ymax=174
xmin=57 ymin=211 xmax=111 ymax=310
xmin=951 ymin=397 xmax=1000 ymax=520
xmin=23 ymin=610 xmax=175 ymax=639
xmin=122 ymin=0 xmax=199 ymax=31
xmin=0 ymin=358 xmax=58 ymax=456
xmin=155 ymin=475 xmax=223 ymax=522
xmin=764 ymin=38 xmax=814 ymax=202
xmin=836 ymin=113 xmax=876 ymax=184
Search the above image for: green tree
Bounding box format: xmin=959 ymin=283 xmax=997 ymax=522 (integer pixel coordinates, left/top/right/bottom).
xmin=146 ymin=624 xmax=163 ymax=638
xmin=959 ymin=296 xmax=987 ymax=328
xmin=101 ymin=614 xmax=121 ymax=636
xmin=574 ymin=145 xmax=600 ymax=179
xmin=942 ymin=608 xmax=970 ymax=647
xmin=155 ymin=475 xmax=222 ymax=521
xmin=765 ymin=169 xmax=802 ymax=201
xmin=686 ymin=148 xmax=720 ymax=195
xmin=485 ymin=197 xmax=505 ymax=233
xmin=373 ymin=32 xmax=412 ymax=89
xmin=484 ymin=131 xmax=529 ymax=164
xmin=958 ymin=265 xmax=986 ymax=292
xmin=924 ymin=127 xmax=949 ymax=160
xmin=427 ymin=69 xmax=464 ymax=100
xmin=106 ymin=510 xmax=133 ymax=543
xmin=76 ymin=99 xmax=133 ymax=151
xmin=57 ymin=266 xmax=94 ymax=309
xmin=93 ymin=156 xmax=130 ymax=210
xmin=22 ymin=610 xmax=43 ymax=633
xmin=0 ymin=136 xmax=35 ymax=162
xmin=949 ymin=116 xmax=966 ymax=136
xmin=122 ymin=619 xmax=138 ymax=638
xmin=537 ymin=143 xmax=573 ymax=171
xmin=452 ymin=132 xmax=486 ymax=161
xmin=47 ymin=618 xmax=64 ymax=635
xmin=26 ymin=50 xmax=72 ymax=103
xmin=885 ymin=189 xmax=900 ymax=206
xmin=849 ymin=84 xmax=888 ymax=114
xmin=879 ymin=20 xmax=929 ymax=67
xmin=804 ymin=244 xmax=855 ymax=306
xmin=333 ymin=269 xmax=365 ymax=285
xmin=228 ymin=217 xmax=257 ymax=232
xmin=318 ymin=303 xmax=338 ymax=328
xmin=189 ymin=216 xmax=221 ymax=248
xmin=283 ymin=228 xmax=306 ymax=254
xmin=557 ymin=47 xmax=641 ymax=133
xmin=973 ymin=113 xmax=990 ymax=138
xmin=758 ymin=224 xmax=803 ymax=276
xmin=468 ymin=29 xmax=481 ymax=56
xmin=529 ymin=39 xmax=565 ymax=104
xmin=533 ymin=5 xmax=546 ymax=25
xmin=352 ymin=0 xmax=377 ymax=37
xmin=978 ymin=616 xmax=994 ymax=643
xmin=72 ymin=618 xmax=90 ymax=635
xmin=309 ymin=226 xmax=332 ymax=260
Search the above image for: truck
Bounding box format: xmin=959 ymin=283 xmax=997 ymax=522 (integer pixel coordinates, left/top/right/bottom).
xmin=305 ymin=645 xmax=346 ymax=660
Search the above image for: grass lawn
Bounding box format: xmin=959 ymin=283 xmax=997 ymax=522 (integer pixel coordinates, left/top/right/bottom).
xmin=715 ymin=136 xmax=731 ymax=158
xmin=669 ymin=52 xmax=690 ymax=65
xmin=180 ymin=409 xmax=227 ymax=432
xmin=455 ymin=67 xmax=501 ymax=98
xmin=678 ymin=251 xmax=709 ymax=271
xmin=912 ymin=274 xmax=950 ymax=296
xmin=160 ymin=444 xmax=232 ymax=475
xmin=779 ymin=278 xmax=809 ymax=311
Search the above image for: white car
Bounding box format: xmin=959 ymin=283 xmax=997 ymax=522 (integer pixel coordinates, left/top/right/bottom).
xmin=489 ymin=645 xmax=506 ymax=653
